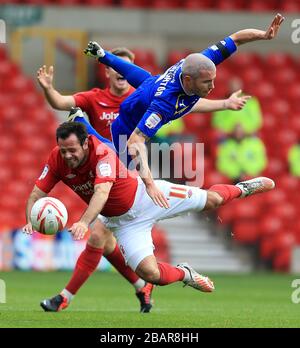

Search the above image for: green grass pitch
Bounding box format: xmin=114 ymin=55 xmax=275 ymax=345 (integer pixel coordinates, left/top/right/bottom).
xmin=0 ymin=271 xmax=299 ymax=328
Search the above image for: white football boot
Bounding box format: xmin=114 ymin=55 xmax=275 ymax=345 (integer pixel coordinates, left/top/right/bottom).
xmin=236 ymin=177 xmax=275 ymax=198
xmin=177 ymin=262 xmax=215 ymax=292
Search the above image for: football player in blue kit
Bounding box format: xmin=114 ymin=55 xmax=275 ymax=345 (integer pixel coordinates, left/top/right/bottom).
xmin=71 ymin=13 xmax=284 ymax=208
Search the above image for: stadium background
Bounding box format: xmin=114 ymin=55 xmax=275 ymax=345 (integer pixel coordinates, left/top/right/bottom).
xmin=0 ymin=0 xmax=300 ymax=328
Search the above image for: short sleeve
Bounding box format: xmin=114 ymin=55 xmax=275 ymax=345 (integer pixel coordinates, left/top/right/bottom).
xmin=35 ymin=155 xmax=60 ymax=193
xmin=94 ymin=151 xmax=117 ymax=185
xmin=73 ymin=90 xmax=94 ymax=112
xmin=136 ymin=98 xmax=173 ymax=138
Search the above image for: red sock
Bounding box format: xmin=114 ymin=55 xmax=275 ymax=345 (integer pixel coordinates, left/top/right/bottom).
xmin=106 ymin=244 xmax=139 ymax=284
xmin=157 ymin=262 xmax=185 ymax=286
xmin=66 ymin=244 xmax=103 ymax=295
xmin=209 ymin=184 xmax=242 ymax=204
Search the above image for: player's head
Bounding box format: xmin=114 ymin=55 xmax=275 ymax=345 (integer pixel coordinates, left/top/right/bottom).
xmin=56 ymin=122 xmax=89 ymax=169
xmin=105 ymin=47 xmax=135 ymax=95
xmin=181 ymin=53 xmax=216 ymax=97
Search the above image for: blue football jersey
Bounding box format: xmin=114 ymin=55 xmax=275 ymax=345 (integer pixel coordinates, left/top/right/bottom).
xmin=111 ymin=36 xmax=237 ymax=150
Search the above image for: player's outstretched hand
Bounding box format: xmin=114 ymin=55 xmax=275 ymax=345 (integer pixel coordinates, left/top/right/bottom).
xmin=22 ymin=223 xmax=34 ymax=235
xmin=69 ymin=221 xmax=88 ymax=240
xmin=146 ymin=183 xmax=170 ymax=209
xmin=37 ymin=65 xmax=54 ymax=90
xmin=263 ymin=13 xmax=285 ymax=40
xmin=227 ymin=89 xmax=251 ymax=111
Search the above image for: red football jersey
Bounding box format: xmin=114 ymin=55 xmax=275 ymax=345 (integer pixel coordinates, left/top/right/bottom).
xmin=35 ymin=136 xmax=138 ymax=217
xmin=74 ymin=87 xmax=134 ymax=141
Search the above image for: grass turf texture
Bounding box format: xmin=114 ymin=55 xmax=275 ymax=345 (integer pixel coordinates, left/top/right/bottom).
xmin=0 ymin=271 xmax=299 ymax=328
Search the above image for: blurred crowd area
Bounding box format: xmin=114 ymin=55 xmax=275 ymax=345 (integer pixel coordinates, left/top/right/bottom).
xmin=1 ymin=0 xmax=300 ymax=13
xmin=0 ymin=3 xmax=299 ymax=271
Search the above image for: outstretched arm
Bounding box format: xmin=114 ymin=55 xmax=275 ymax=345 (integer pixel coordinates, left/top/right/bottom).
xmin=191 ymin=90 xmax=251 ymax=113
xmin=230 ymin=13 xmax=284 ymax=46
xmin=37 ymin=65 xmax=75 ymax=110
xmin=127 ymin=129 xmax=170 ymax=209
xmin=200 ymin=14 xmax=284 ymax=66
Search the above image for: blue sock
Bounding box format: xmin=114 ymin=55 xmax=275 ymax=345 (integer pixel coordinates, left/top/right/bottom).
xmin=74 ymin=116 xmax=115 ymax=150
xmin=99 ymin=51 xmax=152 ymax=88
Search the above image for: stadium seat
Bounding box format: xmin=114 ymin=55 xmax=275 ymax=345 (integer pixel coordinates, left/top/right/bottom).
xmin=216 ymin=0 xmax=245 ymax=11
xmin=260 ymin=236 xmax=276 ymax=260
xmin=263 ymin=189 xmax=287 ymax=207
xmin=287 ymin=82 xmax=300 ymax=102
xmin=267 ymin=99 xmax=291 ymax=118
xmin=167 ymin=50 xmax=188 ymax=67
xmin=56 ymin=0 xmax=82 ymax=5
xmin=265 ymin=52 xmax=295 ymax=70
xmin=151 ymin=0 xmax=181 ymax=9
xmin=0 ymin=61 xmax=20 ymax=81
xmin=233 ymin=221 xmax=259 ymax=243
xmin=132 ymin=48 xmax=157 ymax=67
xmin=203 ymin=170 xmax=231 ymax=188
xmin=6 ymin=75 xmax=34 ymax=94
xmin=0 ymin=47 xmax=7 ymax=61
xmin=184 ymin=113 xmax=210 ymax=133
xmin=280 ymin=0 xmax=300 ymax=13
xmin=234 ymin=199 xmax=261 ymax=220
xmin=290 ymin=114 xmax=300 ymax=136
xmin=273 ymin=248 xmax=291 ymax=272
xmin=259 ymin=215 xmax=283 ymax=238
xmin=272 ymin=203 xmax=297 ymax=224
xmin=277 ymin=175 xmax=299 ymax=192
xmin=247 ymin=0 xmax=278 ymax=11
xmin=0 ymin=167 xmax=12 ymax=185
xmin=273 ymin=69 xmax=296 ymax=87
xmin=274 ymin=232 xmax=296 ymax=253
xmin=277 ymin=129 xmax=298 ymax=150
xmin=250 ymin=81 xmax=275 ymax=100
xmin=229 ymin=52 xmax=261 ymax=70
xmin=120 ymin=0 xmax=149 ymax=8
xmin=184 ymin=0 xmax=214 ymax=10
xmin=240 ymin=67 xmax=264 ymax=87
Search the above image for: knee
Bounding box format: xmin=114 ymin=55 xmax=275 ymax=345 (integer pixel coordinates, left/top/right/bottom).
xmin=88 ymin=231 xmax=104 ymax=248
xmin=204 ymin=190 xmax=223 ymax=210
xmin=88 ymin=222 xmax=107 ymax=248
xmin=136 ymin=265 xmax=160 ymax=284
xmin=103 ymin=234 xmax=116 ymax=256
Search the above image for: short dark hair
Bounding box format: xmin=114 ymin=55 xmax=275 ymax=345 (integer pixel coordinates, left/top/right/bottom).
xmin=56 ymin=122 xmax=88 ymax=146
xmin=110 ymin=47 xmax=135 ymax=62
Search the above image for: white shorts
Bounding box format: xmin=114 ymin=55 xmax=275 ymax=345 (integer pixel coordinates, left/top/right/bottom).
xmin=100 ymin=178 xmax=207 ymax=271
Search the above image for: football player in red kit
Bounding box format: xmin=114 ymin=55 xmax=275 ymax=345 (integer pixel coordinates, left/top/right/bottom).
xmin=23 ymin=122 xmax=275 ymax=308
xmin=37 ymin=47 xmax=135 ymax=141
xmin=23 ymin=123 xmax=154 ymax=313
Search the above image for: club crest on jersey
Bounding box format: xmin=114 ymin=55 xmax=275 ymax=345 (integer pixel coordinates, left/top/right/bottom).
xmin=98 ymin=162 xmax=112 ymax=177
xmin=145 ymin=113 xmax=161 ymax=129
xmin=39 ymin=165 xmax=49 ymax=180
